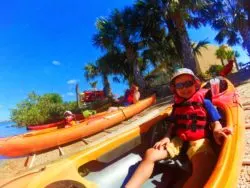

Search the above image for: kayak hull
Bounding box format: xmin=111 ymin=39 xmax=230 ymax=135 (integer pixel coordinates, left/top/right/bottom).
xmin=0 ymin=100 xmax=171 ymax=188
xmin=0 ymin=96 xmax=156 ymax=157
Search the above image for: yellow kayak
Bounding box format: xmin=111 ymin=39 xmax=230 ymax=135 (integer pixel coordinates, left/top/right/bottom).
xmin=0 ymin=78 xmax=245 ymax=188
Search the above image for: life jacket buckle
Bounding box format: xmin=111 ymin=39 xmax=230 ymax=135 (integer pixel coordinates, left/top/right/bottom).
xmin=191 ymin=124 xmax=196 ymax=132
xmin=190 ymin=114 xmax=197 ymax=120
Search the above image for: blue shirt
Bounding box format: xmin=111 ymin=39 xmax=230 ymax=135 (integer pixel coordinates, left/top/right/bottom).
xmin=203 ymin=99 xmax=221 ymax=122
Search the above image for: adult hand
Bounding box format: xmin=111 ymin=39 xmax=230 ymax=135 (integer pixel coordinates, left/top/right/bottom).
xmin=153 ymin=137 xmax=170 ymax=150
xmin=213 ymin=127 xmax=233 ymax=145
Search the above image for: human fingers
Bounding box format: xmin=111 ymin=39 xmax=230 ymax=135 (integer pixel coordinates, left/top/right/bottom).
xmin=153 ymin=142 xmax=162 ymax=149
xmin=214 ymin=131 xmax=228 ymax=145
xmin=214 ymin=135 xmax=222 ymax=145
xmin=218 ymin=131 xmax=228 ymax=139
xmin=222 ymin=127 xmax=233 ymax=135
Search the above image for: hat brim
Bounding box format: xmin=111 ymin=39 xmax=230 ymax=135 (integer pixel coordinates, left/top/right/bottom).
xmin=170 ymin=74 xmax=201 ymax=93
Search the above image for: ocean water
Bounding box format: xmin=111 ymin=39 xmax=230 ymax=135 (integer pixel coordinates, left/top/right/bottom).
xmin=0 ymin=122 xmax=28 ymax=159
xmin=0 ymin=121 xmax=27 ymax=138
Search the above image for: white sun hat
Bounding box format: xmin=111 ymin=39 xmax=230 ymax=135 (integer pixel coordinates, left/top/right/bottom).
xmin=170 ymin=68 xmax=201 ymax=92
xmin=64 ymin=110 xmax=73 ymax=117
xmin=170 ymin=68 xmax=200 ymax=84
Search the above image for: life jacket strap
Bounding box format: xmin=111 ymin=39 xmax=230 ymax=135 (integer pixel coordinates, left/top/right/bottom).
xmin=174 ymin=114 xmax=207 ymax=121
xmin=173 ymin=102 xmax=203 ymax=107
xmin=177 ymin=124 xmax=205 ymax=132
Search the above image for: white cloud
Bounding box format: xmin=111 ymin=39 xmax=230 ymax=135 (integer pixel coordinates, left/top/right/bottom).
xmin=67 ymin=79 xmax=78 ymax=85
xmin=52 ymin=60 xmax=61 ymax=66
xmin=66 ymin=92 xmax=75 ymax=96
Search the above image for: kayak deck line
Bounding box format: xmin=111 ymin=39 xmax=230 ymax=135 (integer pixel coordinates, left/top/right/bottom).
xmin=0 ymin=101 xmax=172 ymax=187
xmin=0 ymin=96 xmax=156 ymax=158
xmin=0 ymin=98 xmax=171 ymax=180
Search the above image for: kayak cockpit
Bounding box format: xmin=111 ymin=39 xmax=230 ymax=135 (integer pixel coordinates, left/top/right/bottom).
xmin=45 ymin=77 xmax=232 ymax=188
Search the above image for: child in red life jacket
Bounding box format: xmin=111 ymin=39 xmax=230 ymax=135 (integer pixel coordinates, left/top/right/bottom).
xmin=108 ymin=84 xmax=140 ymax=112
xmin=122 ymin=84 xmax=140 ymax=106
xmin=64 ymin=111 xmax=76 ymax=128
xmin=125 ymin=68 xmax=232 ymax=188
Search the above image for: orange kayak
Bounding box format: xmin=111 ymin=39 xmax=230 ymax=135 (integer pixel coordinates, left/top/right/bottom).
xmin=0 ymin=95 xmax=156 ymax=157
xmin=0 ymin=95 xmax=170 ymax=188
xmin=26 ymin=114 xmax=84 ymax=130
xmin=24 ymin=111 xmax=109 ymax=136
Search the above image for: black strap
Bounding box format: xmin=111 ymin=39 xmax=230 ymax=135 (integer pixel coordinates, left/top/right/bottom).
xmin=173 ymin=102 xmax=204 ymax=107
xmin=177 ymin=124 xmax=205 ymax=131
xmin=174 ymin=114 xmax=207 ymax=121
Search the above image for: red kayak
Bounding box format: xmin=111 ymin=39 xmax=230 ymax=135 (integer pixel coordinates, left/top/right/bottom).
xmin=27 ymin=114 xmax=84 ymax=130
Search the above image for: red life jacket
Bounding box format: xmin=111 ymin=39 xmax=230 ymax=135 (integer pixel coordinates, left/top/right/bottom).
xmin=124 ymin=89 xmax=135 ymax=104
xmin=172 ymin=89 xmax=208 ymax=141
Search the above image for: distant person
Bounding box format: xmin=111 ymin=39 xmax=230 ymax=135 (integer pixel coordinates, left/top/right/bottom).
xmin=219 ymin=59 xmax=234 ymax=77
xmin=125 ymin=68 xmax=232 ymax=188
xmin=64 ymin=111 xmax=76 ymax=128
xmin=108 ymin=84 xmax=140 ymax=112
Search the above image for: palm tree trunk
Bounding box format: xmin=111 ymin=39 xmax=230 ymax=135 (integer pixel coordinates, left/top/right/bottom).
xmin=103 ymin=75 xmax=112 ymax=98
xmin=133 ymin=60 xmax=146 ymax=89
xmin=168 ymin=12 xmax=197 ymax=73
xmin=75 ymin=83 xmax=81 ymax=108
xmin=126 ymin=46 xmax=146 ymax=89
xmin=221 ymin=58 xmax=225 ymax=66
xmin=179 ymin=27 xmax=197 ymax=73
xmin=165 ymin=18 xmax=182 ymax=56
xmin=234 ymin=57 xmax=240 ymax=71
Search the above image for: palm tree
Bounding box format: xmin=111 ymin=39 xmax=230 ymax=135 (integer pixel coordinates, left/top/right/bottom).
xmin=135 ymin=0 xmax=217 ymax=74
xmin=209 ymin=0 xmax=250 ymax=56
xmin=89 ymin=81 xmax=97 ymax=91
xmin=93 ymin=7 xmax=148 ymax=89
xmin=242 ymin=0 xmax=250 ymax=55
xmin=215 ymin=45 xmax=240 ymax=71
xmin=215 ymin=46 xmax=227 ymax=66
xmin=191 ymin=39 xmax=209 ymax=56
xmin=225 ymin=50 xmax=240 ymax=71
xmin=84 ymin=60 xmax=112 ymax=97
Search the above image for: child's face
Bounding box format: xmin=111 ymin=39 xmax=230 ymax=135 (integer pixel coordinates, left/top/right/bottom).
xmin=131 ymin=85 xmax=139 ymax=91
xmin=174 ymin=74 xmax=196 ymax=99
xmin=65 ymin=115 xmax=74 ymax=123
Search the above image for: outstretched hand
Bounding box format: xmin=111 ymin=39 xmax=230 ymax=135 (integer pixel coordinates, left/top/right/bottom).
xmin=213 ymin=127 xmax=233 ymax=145
xmin=153 ymin=137 xmax=170 ymax=150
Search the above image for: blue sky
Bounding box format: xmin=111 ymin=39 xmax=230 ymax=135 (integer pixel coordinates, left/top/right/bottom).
xmin=0 ymin=1 xmax=249 ymax=121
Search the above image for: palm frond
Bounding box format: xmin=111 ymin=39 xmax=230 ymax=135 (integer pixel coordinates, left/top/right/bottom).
xmin=192 ymin=38 xmax=210 ymax=56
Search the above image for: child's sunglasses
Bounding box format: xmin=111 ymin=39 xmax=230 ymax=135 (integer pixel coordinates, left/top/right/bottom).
xmin=175 ymin=80 xmax=194 ymax=89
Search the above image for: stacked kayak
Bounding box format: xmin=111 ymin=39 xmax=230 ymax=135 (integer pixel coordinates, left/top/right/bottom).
xmin=0 ymin=95 xmax=156 ymax=157
xmin=22 ymin=111 xmax=109 ymax=137
xmin=0 ymin=78 xmax=245 ymax=188
xmin=27 ymin=98 xmax=114 ymax=131
xmin=27 ymin=114 xmax=84 ymax=131
xmin=0 ymin=95 xmax=171 ymax=188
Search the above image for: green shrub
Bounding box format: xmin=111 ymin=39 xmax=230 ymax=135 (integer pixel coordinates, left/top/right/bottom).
xmin=206 ymin=65 xmax=223 ymax=77
xmin=10 ymin=92 xmax=80 ymax=126
xmin=197 ymin=72 xmax=211 ymax=81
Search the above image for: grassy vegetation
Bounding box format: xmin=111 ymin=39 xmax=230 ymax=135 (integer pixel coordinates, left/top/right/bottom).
xmin=10 ymin=92 xmax=80 ymax=126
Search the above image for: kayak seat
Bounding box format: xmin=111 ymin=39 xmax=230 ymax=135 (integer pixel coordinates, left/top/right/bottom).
xmin=148 ymin=121 xmax=192 ymax=186
xmin=158 ymin=155 xmax=192 ymax=174
xmin=156 ymin=139 xmax=192 ymax=175
xmin=84 ymin=153 xmax=143 ymax=188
